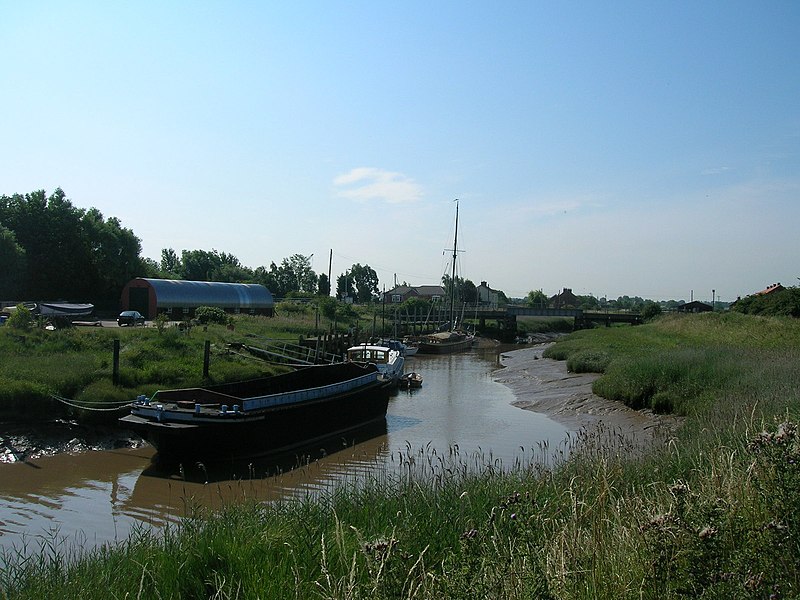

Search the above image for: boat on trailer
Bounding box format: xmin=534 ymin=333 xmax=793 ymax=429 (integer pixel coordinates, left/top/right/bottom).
xmin=120 ymin=362 xmax=391 ymax=462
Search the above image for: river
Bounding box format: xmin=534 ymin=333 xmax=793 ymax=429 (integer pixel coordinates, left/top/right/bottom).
xmin=0 ymin=347 xmax=569 ymax=558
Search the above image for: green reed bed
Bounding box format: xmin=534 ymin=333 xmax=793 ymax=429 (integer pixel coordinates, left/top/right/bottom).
xmin=2 ymin=312 xmax=800 ymax=598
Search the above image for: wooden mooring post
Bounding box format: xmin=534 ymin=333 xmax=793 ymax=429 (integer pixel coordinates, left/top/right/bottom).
xmin=112 ymin=339 xmax=120 ymax=386
xmin=203 ymin=340 xmax=211 ymax=378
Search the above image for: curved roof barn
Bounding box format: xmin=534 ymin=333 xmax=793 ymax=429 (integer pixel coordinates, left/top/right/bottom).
xmin=120 ymin=278 xmax=274 ymax=318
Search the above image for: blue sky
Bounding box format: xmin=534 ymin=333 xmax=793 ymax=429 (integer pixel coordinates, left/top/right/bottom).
xmin=2 ymin=2 xmax=798 ymax=302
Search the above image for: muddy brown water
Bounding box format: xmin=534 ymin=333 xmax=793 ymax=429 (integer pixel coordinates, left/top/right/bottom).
xmin=0 ymin=347 xmax=569 ymax=557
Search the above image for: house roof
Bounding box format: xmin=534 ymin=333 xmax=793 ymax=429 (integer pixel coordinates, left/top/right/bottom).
xmin=415 ymin=285 xmax=445 ymax=296
xmin=385 ymin=285 xmax=445 ymax=297
xmin=755 ymin=283 xmax=784 ymax=295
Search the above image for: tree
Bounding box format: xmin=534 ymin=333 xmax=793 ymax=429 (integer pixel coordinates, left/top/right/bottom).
xmin=347 ymin=263 xmax=379 ymax=303
xmin=462 ymin=279 xmax=477 ymax=304
xmin=641 ymin=301 xmax=662 ymax=320
xmin=160 ymin=248 xmax=181 ymax=275
xmin=526 ymin=289 xmax=548 ymax=308
xmin=336 ymin=271 xmax=355 ymax=301
xmin=317 ymin=273 xmax=331 ymax=296
xmin=0 ymin=189 xmax=146 ymax=308
xmin=0 ymin=225 xmax=26 ymax=298
xmin=439 ymin=275 xmax=479 ymax=305
xmin=179 ymin=249 xmax=221 ymax=281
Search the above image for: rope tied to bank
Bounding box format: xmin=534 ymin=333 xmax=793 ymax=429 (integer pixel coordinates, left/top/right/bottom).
xmin=51 ymin=395 xmax=132 ymax=412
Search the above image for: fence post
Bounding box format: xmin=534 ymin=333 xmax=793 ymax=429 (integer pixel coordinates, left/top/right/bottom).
xmin=112 ymin=339 xmax=120 ymax=386
xmin=203 ymin=340 xmax=211 ymax=378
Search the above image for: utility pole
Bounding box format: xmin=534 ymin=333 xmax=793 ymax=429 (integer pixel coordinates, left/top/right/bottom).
xmin=328 ymin=249 xmax=333 ymax=297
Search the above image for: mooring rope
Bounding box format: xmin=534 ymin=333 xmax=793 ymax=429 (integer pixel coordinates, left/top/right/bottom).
xmin=51 ymin=395 xmax=131 ymax=412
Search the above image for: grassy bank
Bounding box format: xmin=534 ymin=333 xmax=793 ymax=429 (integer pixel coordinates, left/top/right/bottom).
xmin=2 ymin=312 xmax=799 ymax=598
xmin=0 ymin=304 xmax=354 ymax=421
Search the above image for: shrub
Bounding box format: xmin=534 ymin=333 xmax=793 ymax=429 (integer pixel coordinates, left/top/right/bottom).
xmin=194 ymin=306 xmax=229 ymax=325
xmin=5 ymin=304 xmax=34 ymax=331
xmin=641 ymin=301 xmax=662 ymax=321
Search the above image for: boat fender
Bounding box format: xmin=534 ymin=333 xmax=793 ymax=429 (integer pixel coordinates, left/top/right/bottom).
xmin=156 ymin=405 xmax=164 ymax=422
xmin=194 ymin=404 xmax=201 ymax=414
xmin=233 ymin=405 xmax=240 ymax=413
xmin=221 ymin=404 xmax=228 ymax=414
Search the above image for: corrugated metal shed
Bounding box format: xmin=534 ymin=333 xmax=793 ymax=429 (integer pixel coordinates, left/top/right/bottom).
xmin=145 ymin=279 xmax=272 ymax=309
xmin=120 ymin=278 xmax=274 ymax=318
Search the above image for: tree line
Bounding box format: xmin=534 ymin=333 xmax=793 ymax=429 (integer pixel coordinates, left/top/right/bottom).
xmin=0 ymin=189 xmax=382 ymax=309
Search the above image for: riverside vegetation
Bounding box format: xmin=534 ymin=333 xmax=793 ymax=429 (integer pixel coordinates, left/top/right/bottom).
xmin=1 ymin=311 xmax=799 ymax=598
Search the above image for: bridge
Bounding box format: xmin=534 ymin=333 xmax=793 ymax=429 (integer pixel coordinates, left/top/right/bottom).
xmin=386 ymin=303 xmax=642 ymax=338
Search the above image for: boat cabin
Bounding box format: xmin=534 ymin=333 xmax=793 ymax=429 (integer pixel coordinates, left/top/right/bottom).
xmin=347 ymin=345 xmax=392 ymax=364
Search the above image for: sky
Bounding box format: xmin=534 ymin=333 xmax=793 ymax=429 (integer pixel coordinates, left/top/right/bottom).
xmin=2 ymin=2 xmax=798 ymax=303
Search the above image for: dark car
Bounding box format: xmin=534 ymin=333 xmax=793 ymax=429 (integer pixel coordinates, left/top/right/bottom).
xmin=117 ymin=310 xmax=145 ymax=327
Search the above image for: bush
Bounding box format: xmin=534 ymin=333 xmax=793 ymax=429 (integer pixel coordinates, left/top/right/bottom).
xmin=194 ymin=306 xmax=230 ymax=325
xmin=5 ymin=304 xmax=34 ymax=331
xmin=641 ymin=301 xmax=662 ymax=321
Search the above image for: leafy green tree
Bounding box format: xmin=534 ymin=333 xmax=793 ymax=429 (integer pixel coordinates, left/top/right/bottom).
xmin=179 ymin=249 xmax=221 ymax=281
xmin=81 ymin=208 xmax=144 ymax=305
xmin=317 ymin=272 xmax=331 ymax=297
xmin=578 ymin=294 xmax=601 ymax=310
xmin=462 ymin=279 xmax=477 ymax=304
xmin=526 ymin=289 xmax=549 ymax=308
xmin=160 ymin=248 xmax=181 ymax=275
xmin=641 ymin=301 xmax=663 ymax=320
xmin=336 ymin=271 xmax=355 ymax=301
xmin=0 ymin=225 xmax=26 ymax=298
xmin=0 ymin=189 xmax=145 ymax=307
xmin=343 ymin=263 xmax=379 ymax=303
xmin=280 ymin=254 xmax=317 ymax=294
xmin=253 ymin=254 xmax=316 ymax=297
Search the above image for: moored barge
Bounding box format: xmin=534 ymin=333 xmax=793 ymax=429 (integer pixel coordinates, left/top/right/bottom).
xmin=120 ymin=362 xmax=390 ymax=462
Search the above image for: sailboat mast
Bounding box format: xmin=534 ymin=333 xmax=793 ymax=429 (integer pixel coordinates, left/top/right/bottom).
xmin=450 ymin=200 xmax=459 ymax=328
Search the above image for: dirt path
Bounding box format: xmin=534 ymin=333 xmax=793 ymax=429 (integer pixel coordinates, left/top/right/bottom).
xmin=494 ymin=345 xmax=679 ymax=448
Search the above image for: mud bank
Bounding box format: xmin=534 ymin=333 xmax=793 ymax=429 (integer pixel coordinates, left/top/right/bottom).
xmin=495 ymin=344 xmax=679 ymax=447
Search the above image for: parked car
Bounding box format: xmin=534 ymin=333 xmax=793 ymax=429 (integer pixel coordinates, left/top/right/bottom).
xmin=118 ymin=310 xmax=145 ymax=327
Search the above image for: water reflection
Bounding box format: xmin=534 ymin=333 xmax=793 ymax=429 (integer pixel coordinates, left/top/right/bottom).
xmin=0 ymin=348 xmax=569 ymax=556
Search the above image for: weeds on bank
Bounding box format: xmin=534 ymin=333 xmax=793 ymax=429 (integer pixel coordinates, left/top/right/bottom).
xmin=2 ymin=416 xmax=799 ymax=599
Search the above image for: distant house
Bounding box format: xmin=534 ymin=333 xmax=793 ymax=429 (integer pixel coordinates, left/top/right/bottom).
xmin=383 ymin=285 xmax=445 ymax=304
xmin=677 ymin=300 xmax=712 ymax=313
xmin=754 ymin=283 xmax=784 ymax=296
xmin=120 ymin=278 xmax=274 ymax=319
xmin=476 ymin=281 xmax=500 ymax=307
xmin=549 ymin=287 xmax=581 ymax=309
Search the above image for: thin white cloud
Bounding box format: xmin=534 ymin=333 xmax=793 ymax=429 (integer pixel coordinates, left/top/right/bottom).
xmin=701 ymin=166 xmax=731 ymax=176
xmin=333 ymin=167 xmax=423 ymax=204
